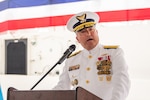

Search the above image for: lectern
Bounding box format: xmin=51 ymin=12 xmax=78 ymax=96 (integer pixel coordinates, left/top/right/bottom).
xmin=7 ymin=87 xmax=102 ymax=100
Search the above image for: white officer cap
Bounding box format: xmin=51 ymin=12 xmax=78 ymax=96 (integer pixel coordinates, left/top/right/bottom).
xmin=66 ymin=11 xmax=100 ymax=32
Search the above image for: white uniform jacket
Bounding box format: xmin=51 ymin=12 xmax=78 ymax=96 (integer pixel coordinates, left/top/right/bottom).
xmin=53 ymin=44 xmax=130 ymax=100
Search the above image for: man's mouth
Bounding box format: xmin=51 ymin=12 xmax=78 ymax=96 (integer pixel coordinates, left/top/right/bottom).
xmin=87 ymin=38 xmax=93 ymax=41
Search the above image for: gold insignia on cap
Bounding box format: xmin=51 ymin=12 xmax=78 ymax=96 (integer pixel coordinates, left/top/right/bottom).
xmin=73 ymin=22 xmax=95 ymax=32
xmin=67 ymin=11 xmax=99 ymax=32
xmin=76 ymin=13 xmax=86 ymax=23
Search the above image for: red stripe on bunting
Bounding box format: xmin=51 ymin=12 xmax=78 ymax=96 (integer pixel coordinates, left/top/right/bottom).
xmin=97 ymin=8 xmax=150 ymax=22
xmin=0 ymin=8 xmax=150 ymax=32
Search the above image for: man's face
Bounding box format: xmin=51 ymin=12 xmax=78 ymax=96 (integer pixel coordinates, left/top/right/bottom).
xmin=76 ymin=26 xmax=99 ymax=50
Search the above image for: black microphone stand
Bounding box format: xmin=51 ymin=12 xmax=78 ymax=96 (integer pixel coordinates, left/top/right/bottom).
xmin=30 ymin=62 xmax=59 ymax=90
xmin=30 ymin=44 xmax=76 ymax=90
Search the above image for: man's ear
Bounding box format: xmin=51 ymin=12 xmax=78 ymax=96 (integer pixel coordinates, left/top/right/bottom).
xmin=76 ymin=37 xmax=80 ymax=43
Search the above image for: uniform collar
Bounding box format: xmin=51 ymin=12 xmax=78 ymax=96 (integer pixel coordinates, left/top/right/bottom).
xmin=83 ymin=44 xmax=102 ymax=55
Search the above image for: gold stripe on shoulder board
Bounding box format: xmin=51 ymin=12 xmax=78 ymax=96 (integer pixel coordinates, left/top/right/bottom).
xmin=103 ymin=45 xmax=119 ymax=49
xmin=68 ymin=50 xmax=81 ymax=58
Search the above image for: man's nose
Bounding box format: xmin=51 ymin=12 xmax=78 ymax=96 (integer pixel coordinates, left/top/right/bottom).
xmin=86 ymin=30 xmax=92 ymax=35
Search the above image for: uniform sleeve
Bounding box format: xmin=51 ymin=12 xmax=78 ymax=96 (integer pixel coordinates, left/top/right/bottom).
xmin=111 ymin=48 xmax=131 ymax=100
xmin=52 ymin=61 xmax=71 ymax=90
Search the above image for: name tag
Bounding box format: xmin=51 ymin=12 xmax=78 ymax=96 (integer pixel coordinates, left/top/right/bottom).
xmin=69 ymin=64 xmax=80 ymax=71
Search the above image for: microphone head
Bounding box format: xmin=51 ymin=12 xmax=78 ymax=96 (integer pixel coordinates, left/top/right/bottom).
xmin=69 ymin=44 xmax=76 ymax=51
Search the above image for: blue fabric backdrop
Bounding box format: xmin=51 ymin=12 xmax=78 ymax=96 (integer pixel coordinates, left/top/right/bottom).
xmin=0 ymin=0 xmax=85 ymax=11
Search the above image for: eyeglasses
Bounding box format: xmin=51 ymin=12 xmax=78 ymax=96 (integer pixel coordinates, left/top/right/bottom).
xmin=76 ymin=26 xmax=96 ymax=36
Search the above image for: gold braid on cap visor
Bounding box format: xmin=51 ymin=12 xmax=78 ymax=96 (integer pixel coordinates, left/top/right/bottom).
xmin=73 ymin=22 xmax=96 ymax=32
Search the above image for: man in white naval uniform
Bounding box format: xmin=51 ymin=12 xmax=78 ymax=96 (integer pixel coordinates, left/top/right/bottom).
xmin=53 ymin=11 xmax=130 ymax=100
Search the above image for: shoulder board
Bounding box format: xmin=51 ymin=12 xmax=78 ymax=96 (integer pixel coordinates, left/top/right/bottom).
xmin=103 ymin=45 xmax=119 ymax=49
xmin=68 ymin=50 xmax=81 ymax=58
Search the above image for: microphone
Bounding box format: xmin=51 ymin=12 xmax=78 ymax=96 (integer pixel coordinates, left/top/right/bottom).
xmin=57 ymin=44 xmax=76 ymax=64
xmin=30 ymin=44 xmax=76 ymax=90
